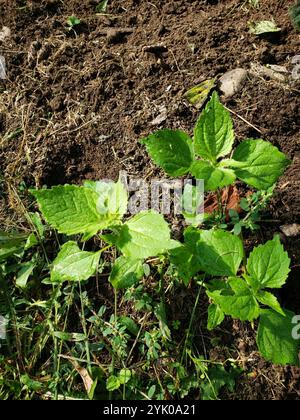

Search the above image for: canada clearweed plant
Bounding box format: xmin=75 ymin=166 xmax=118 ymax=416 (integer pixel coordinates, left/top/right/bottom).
xmin=0 ymin=92 xmax=298 ymax=401
xmin=141 ymin=92 xmax=290 ymax=228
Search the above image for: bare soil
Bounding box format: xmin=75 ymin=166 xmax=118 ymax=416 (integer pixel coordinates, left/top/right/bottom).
xmin=0 ymin=0 xmax=299 ymax=400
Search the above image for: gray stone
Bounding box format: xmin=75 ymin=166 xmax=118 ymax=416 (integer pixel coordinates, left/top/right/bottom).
xmin=219 ymin=68 xmax=248 ymax=98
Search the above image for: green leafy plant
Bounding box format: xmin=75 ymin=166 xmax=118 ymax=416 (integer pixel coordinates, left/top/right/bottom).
xmin=141 ymin=92 xmax=289 ymax=193
xmin=31 ymin=180 xmax=177 ymax=287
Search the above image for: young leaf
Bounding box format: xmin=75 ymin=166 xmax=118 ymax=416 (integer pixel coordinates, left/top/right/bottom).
xmin=191 ymin=160 xmax=236 ymax=191
xmin=257 ymin=310 xmax=300 ymax=366
xmin=256 ymin=291 xmax=285 ymax=316
xmin=196 ymin=230 xmax=244 ymax=277
xmin=194 ymin=92 xmax=234 ymax=163
xmin=107 ymin=211 xmax=177 ymax=259
xmin=208 ymin=277 xmax=260 ymax=322
xmin=140 ymin=129 xmax=194 ymax=176
xmin=109 ymin=257 xmax=144 ymax=289
xmin=207 ymin=304 xmax=225 ymax=331
xmin=229 ymin=139 xmax=290 ymax=190
xmin=31 ymin=185 xmax=123 ymax=238
xmin=51 ymin=241 xmax=101 ymax=283
xmin=247 ymin=235 xmax=290 ymax=289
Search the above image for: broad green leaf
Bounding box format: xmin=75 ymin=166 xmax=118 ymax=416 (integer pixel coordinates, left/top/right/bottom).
xmin=31 ymin=185 xmax=113 ymax=238
xmin=51 ymin=241 xmax=101 ymax=282
xmin=229 ymin=139 xmax=290 ymax=190
xmin=84 ymin=179 xmax=128 ymax=220
xmin=107 ymin=211 xmax=177 ymax=259
xmin=247 ymin=235 xmax=290 ymax=289
xmin=194 ymin=92 xmax=234 ymax=163
xmin=256 ymin=291 xmax=285 ymax=316
xmin=169 ymin=244 xmax=202 ymax=285
xmin=141 ymin=129 xmax=194 ymax=176
xmin=109 ymin=257 xmax=144 ymax=289
xmin=184 ymin=79 xmax=216 ymax=109
xmin=0 ymin=232 xmax=26 ymax=262
xmin=249 ymin=20 xmax=281 ymax=35
xmin=16 ymin=261 xmax=36 ymax=289
xmin=191 ymin=160 xmax=236 ymax=191
xmin=207 ymin=304 xmax=225 ymax=331
xmin=208 ymin=277 xmax=260 ymax=322
xmin=196 ymin=230 xmax=243 ymax=277
xmin=257 ymin=310 xmax=300 ymax=365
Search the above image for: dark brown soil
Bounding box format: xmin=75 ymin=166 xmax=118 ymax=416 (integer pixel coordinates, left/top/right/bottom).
xmin=0 ymin=0 xmax=300 ymax=400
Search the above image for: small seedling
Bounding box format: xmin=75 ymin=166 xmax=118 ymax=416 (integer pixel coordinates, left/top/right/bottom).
xmin=67 ymin=16 xmax=81 ymax=30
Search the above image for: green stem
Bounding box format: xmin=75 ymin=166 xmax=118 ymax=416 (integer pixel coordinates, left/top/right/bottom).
xmin=181 ymin=284 xmax=202 ymax=365
xmin=78 ymin=282 xmax=92 ymax=376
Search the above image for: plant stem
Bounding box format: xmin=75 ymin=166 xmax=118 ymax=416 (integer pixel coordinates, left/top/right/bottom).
xmin=181 ymin=284 xmax=202 ymax=365
xmin=78 ymin=282 xmax=92 ymax=376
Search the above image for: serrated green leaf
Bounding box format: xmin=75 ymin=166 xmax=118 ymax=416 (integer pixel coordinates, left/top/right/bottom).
xmin=141 ymin=129 xmax=194 ymax=176
xmin=249 ymin=20 xmax=281 ymax=35
xmin=194 ymin=92 xmax=234 ymax=163
xmin=229 ymin=139 xmax=290 ymax=190
xmin=31 ymin=186 xmax=107 ymax=237
xmin=31 ymin=184 xmax=127 ymax=238
xmin=207 ymin=304 xmax=225 ymax=331
xmin=184 ymin=79 xmax=216 ymax=109
xmin=257 ymin=310 xmax=300 ymax=365
xmin=84 ymin=179 xmax=128 ymax=220
xmin=247 ymin=235 xmax=290 ymax=289
xmin=208 ymin=277 xmax=260 ymax=322
xmin=191 ymin=160 xmax=236 ymax=191
xmin=108 ymin=211 xmax=177 ymax=259
xmin=196 ymin=230 xmax=244 ymax=277
xmin=109 ymin=257 xmax=144 ymax=289
xmin=256 ymin=290 xmax=285 ymax=316
xmin=51 ymin=241 xmax=101 ymax=283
